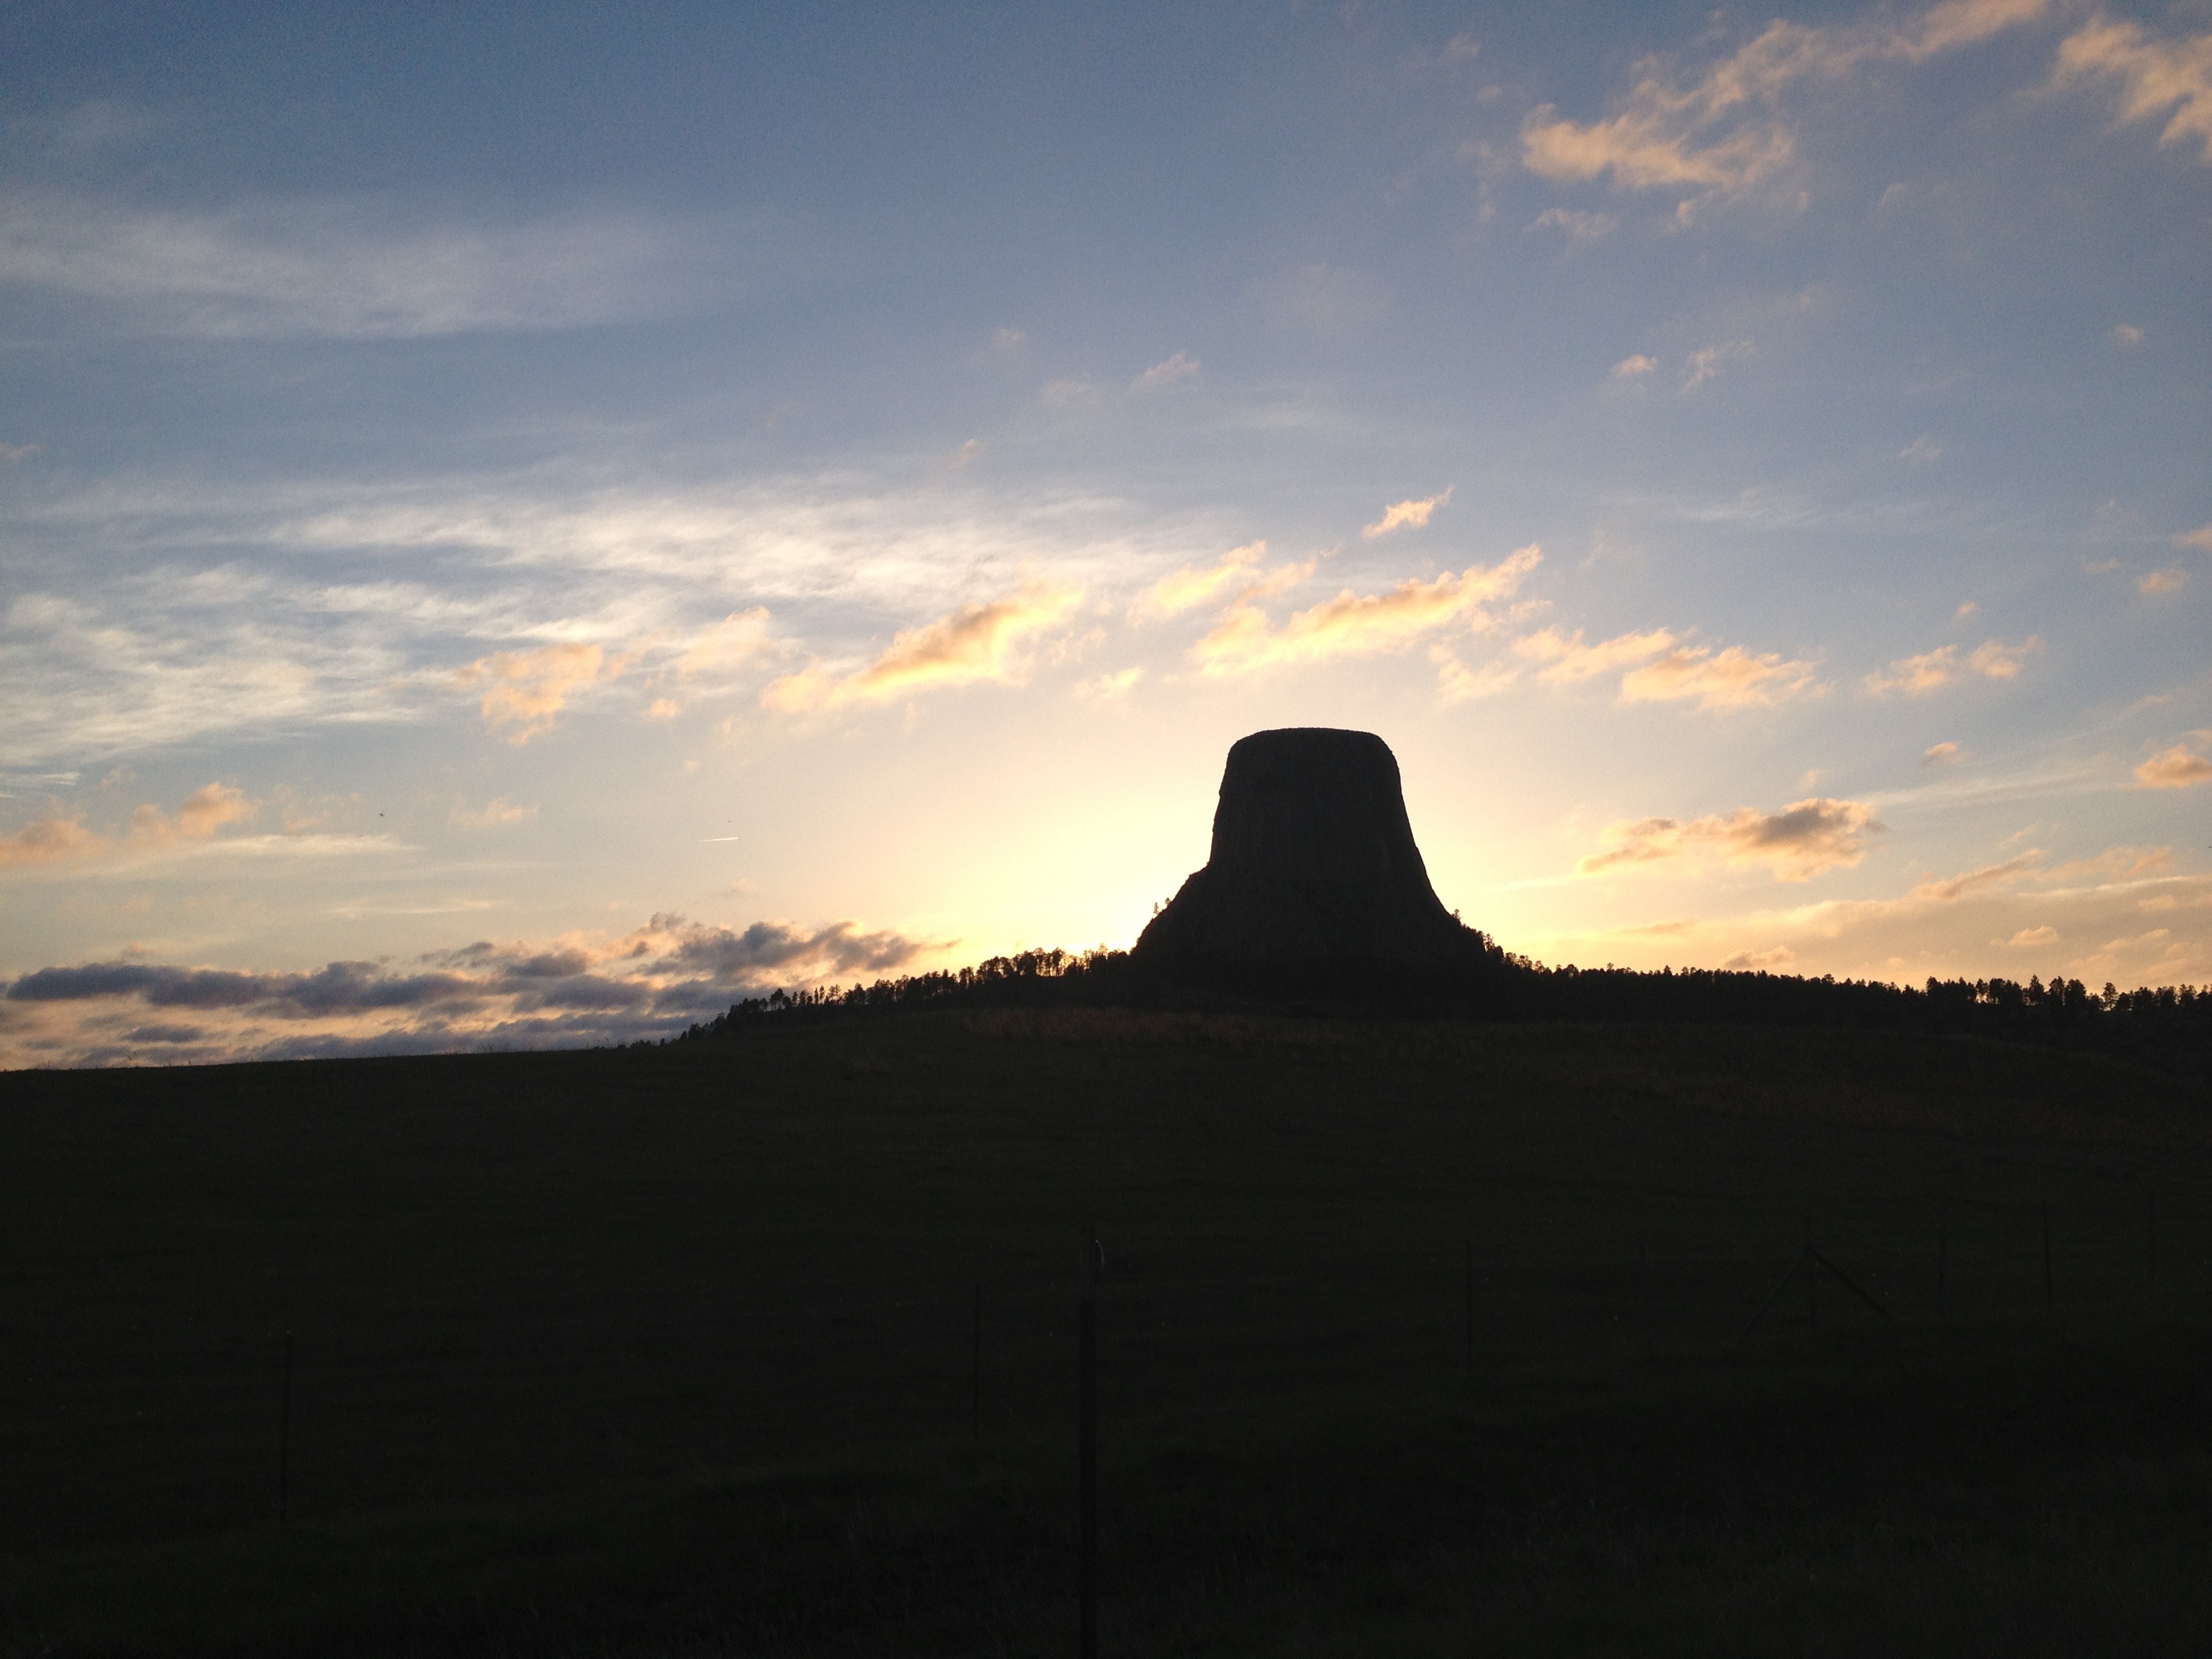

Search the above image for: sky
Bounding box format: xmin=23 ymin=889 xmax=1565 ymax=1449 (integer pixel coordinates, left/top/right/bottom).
xmin=3 ymin=0 xmax=2209 ymax=1067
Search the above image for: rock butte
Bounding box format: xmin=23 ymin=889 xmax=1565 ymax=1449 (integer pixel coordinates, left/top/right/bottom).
xmin=1133 ymin=727 xmax=1490 ymax=981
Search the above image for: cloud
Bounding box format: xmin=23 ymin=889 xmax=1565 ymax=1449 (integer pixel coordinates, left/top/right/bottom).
xmin=1191 ymin=546 xmax=1541 ymax=678
xmin=1519 ymin=0 xmax=2047 ymax=215
xmin=1681 ymin=340 xmax=1753 ymax=390
xmin=2051 ymin=14 xmax=2212 ymax=163
xmin=1361 ymin=489 xmax=1453 ymax=539
xmin=675 ymin=608 xmax=777 ymax=678
xmin=453 ymin=798 xmax=535 ymax=830
xmin=0 ymin=781 xmax=255 ymax=870
xmin=1922 ymin=741 xmax=1963 ymax=766
xmin=453 ymin=642 xmax=619 ymax=743
xmin=1 ymin=443 xmax=43 ymax=462
xmin=1 ymin=910 xmax=943 ymax=1067
xmin=2 ymin=470 xmax=1189 ymax=771
xmin=0 ymin=190 xmax=725 ymax=339
xmin=991 ymin=327 xmax=1026 ymax=352
xmin=1513 ymin=626 xmax=1677 ymax=684
xmin=1130 ymin=541 xmax=1267 ymax=621
xmin=0 ymin=815 xmax=101 ymax=869
xmin=1719 ymin=946 xmax=1797 ymax=970
xmin=1612 ymin=354 xmax=1658 ymax=377
xmin=2177 ymin=525 xmax=2212 ymax=554
xmin=1864 ymin=637 xmax=2041 ymax=695
xmin=761 ymin=581 xmax=1081 ymax=712
xmin=1263 ymin=262 xmax=1388 ymax=331
xmin=1075 ymin=666 xmax=1143 ymax=702
xmin=1910 ymin=851 xmax=2044 ymax=903
xmin=1578 ymin=796 xmax=1882 ymax=881
xmin=1900 ymin=436 xmax=1943 ymax=464
xmin=1618 ymin=644 xmax=1820 ymax=710
xmin=2137 ymin=567 xmax=2188 ymax=595
xmin=2006 ymin=925 xmax=2060 ymax=946
xmin=1038 ymin=376 xmax=1098 ymax=408
xmin=2111 ymin=323 xmax=2144 ymax=345
xmin=1431 ymin=649 xmax=1521 ymax=703
xmin=1131 ymin=351 xmax=1200 ymax=391
xmin=1530 ymin=207 xmax=1619 ymax=241
xmin=2135 ymin=743 xmax=2212 ymax=790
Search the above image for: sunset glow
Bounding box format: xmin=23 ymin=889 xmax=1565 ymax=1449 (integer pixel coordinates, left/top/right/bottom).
xmin=3 ymin=1 xmax=2207 ymax=1065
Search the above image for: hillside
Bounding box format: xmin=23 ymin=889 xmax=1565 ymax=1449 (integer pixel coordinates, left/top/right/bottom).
xmin=3 ymin=1013 xmax=2211 ymax=1655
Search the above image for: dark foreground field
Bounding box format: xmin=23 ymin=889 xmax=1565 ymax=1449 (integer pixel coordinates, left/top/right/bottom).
xmin=5 ymin=1012 xmax=2212 ymax=1656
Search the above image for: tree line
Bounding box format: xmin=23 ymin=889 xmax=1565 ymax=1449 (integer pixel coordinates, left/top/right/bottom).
xmin=674 ymin=938 xmax=2211 ymax=1082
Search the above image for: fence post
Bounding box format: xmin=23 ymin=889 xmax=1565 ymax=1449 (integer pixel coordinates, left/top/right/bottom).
xmin=277 ymin=1332 xmax=294 ymax=1527
xmin=1463 ymin=1240 xmax=1475 ymax=1376
xmin=2147 ymin=1191 xmax=2158 ymax=1286
xmin=2041 ymin=1202 xmax=2054 ymax=1309
xmin=1938 ymin=1198 xmax=1949 ymax=1313
xmin=1803 ymin=1217 xmax=1816 ymax=1326
xmin=1079 ymin=1227 xmax=1100 ymax=1659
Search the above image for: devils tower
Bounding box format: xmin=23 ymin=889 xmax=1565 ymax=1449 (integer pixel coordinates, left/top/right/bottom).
xmin=1133 ymin=728 xmax=1493 ymax=983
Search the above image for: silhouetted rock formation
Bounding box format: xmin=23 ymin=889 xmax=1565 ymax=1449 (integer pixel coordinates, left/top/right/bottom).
xmin=1133 ymin=728 xmax=1492 ymax=985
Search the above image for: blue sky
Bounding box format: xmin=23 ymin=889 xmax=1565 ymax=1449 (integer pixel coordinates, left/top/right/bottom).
xmin=3 ymin=0 xmax=2208 ymax=1065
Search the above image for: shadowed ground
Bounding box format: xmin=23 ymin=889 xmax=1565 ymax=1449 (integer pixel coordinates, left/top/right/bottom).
xmin=3 ymin=1014 xmax=2210 ymax=1655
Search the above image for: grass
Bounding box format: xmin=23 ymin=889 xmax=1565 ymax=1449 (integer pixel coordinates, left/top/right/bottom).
xmin=3 ymin=1011 xmax=2210 ymax=1654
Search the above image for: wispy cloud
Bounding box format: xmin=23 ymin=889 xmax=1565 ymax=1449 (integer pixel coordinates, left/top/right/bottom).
xmin=1619 ymin=644 xmax=1820 ymax=710
xmin=675 ymin=608 xmax=779 ymax=678
xmin=1129 ymin=541 xmax=1267 ymax=621
xmin=1130 ymin=350 xmax=1200 ymax=391
xmin=1530 ymin=207 xmax=1619 ymax=241
xmin=761 ymin=581 xmax=1081 ymax=712
xmin=452 ymin=797 xmax=535 ymax=830
xmin=1578 ymin=796 xmax=1882 ymax=881
xmin=1520 ymin=0 xmax=2048 ymax=216
xmin=2051 ymin=14 xmax=2212 ymax=163
xmin=1361 ymin=489 xmax=1453 ymax=539
xmin=1611 ymin=354 xmax=1657 ymax=377
xmin=1922 ymin=741 xmax=1963 ymax=765
xmin=1681 ymin=340 xmax=1753 ymax=390
xmin=1191 ymin=546 xmax=1540 ymax=678
xmin=1864 ymin=637 xmax=2041 ymax=695
xmin=0 ymin=191 xmax=737 ymax=339
xmin=2137 ymin=567 xmax=2188 ymax=595
xmin=1431 ymin=649 xmax=1520 ymax=703
xmin=1513 ymin=626 xmax=1675 ymax=684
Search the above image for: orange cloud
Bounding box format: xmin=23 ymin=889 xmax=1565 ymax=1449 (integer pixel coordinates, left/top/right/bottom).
xmin=1191 ymin=545 xmax=1540 ymax=677
xmin=2051 ymin=14 xmax=2212 ymax=163
xmin=0 ymin=783 xmax=256 ymax=870
xmin=1578 ymin=796 xmax=1881 ymax=881
xmin=1514 ymin=626 xmax=1676 ymax=684
xmin=1361 ymin=488 xmax=1453 ymax=539
xmin=1521 ymin=0 xmax=2045 ymax=213
xmin=1130 ymin=541 xmax=1267 ymax=621
xmin=0 ymin=816 xmax=102 ymax=869
xmin=1864 ymin=636 xmax=2040 ymax=695
xmin=676 ymin=609 xmax=776 ymax=677
xmin=454 ymin=642 xmax=619 ymax=742
xmin=762 ymin=581 xmax=1081 ymax=712
xmin=2136 ymin=743 xmax=2212 ymax=790
xmin=1619 ymin=644 xmax=1819 ymax=710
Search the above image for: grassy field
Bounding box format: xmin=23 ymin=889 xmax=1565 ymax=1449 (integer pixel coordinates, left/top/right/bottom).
xmin=4 ymin=1010 xmax=2212 ymax=1655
